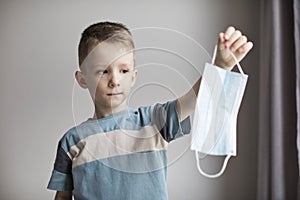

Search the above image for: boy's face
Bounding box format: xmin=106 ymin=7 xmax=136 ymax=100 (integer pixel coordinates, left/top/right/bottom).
xmin=77 ymin=42 xmax=137 ymax=112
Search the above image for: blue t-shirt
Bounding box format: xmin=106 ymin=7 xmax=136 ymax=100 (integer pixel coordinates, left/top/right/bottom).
xmin=47 ymin=99 xmax=191 ymax=200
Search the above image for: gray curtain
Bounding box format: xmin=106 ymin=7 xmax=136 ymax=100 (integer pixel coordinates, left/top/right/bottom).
xmin=258 ymin=0 xmax=299 ymax=199
xmin=295 ymin=0 xmax=300 ymax=198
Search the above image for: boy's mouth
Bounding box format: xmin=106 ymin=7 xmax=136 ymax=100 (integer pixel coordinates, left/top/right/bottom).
xmin=107 ymin=92 xmax=123 ymax=96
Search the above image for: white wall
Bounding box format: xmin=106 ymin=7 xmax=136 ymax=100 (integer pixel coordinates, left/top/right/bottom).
xmin=0 ymin=0 xmax=260 ymax=199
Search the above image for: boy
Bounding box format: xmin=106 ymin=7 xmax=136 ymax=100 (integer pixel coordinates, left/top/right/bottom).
xmin=47 ymin=22 xmax=253 ymax=200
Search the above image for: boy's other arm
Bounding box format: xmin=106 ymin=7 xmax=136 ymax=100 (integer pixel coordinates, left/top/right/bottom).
xmin=177 ymin=26 xmax=253 ymax=121
xmin=54 ymin=191 xmax=72 ymax=200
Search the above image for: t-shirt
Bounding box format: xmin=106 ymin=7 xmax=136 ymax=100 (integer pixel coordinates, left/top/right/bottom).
xmin=47 ymin=99 xmax=191 ymax=200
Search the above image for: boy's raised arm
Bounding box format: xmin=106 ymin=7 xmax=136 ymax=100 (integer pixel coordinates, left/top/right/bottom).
xmin=177 ymin=26 xmax=253 ymax=121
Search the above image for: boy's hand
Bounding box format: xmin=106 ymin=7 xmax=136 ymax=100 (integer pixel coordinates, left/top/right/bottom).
xmin=214 ymin=26 xmax=253 ymax=71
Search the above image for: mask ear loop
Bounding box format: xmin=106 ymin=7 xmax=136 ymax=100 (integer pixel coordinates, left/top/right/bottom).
xmin=195 ymin=44 xmax=243 ymax=178
xmin=195 ymin=151 xmax=231 ymax=178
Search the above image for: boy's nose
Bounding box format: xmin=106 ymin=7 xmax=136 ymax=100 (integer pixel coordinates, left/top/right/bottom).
xmin=108 ymin=72 xmax=120 ymax=87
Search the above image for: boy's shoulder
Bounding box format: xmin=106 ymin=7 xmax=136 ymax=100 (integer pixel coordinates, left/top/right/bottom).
xmin=58 ymin=125 xmax=82 ymax=153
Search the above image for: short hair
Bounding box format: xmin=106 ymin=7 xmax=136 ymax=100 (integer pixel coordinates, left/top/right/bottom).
xmin=78 ymin=21 xmax=135 ymax=68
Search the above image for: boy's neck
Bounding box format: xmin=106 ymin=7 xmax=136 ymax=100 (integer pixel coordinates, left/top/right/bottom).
xmin=92 ymin=104 xmax=129 ymax=119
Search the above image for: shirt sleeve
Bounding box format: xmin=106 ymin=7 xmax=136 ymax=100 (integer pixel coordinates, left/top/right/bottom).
xmin=153 ymin=99 xmax=191 ymax=142
xmin=47 ymin=140 xmax=74 ymax=191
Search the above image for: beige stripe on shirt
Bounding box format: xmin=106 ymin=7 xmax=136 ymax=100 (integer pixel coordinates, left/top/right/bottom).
xmin=67 ymin=125 xmax=168 ymax=168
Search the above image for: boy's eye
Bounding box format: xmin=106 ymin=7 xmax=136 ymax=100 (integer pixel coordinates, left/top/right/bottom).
xmin=96 ymin=70 xmax=108 ymax=75
xmin=121 ymin=69 xmax=129 ymax=74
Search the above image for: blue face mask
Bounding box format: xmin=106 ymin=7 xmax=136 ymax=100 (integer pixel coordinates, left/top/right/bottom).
xmin=191 ymin=45 xmax=248 ymax=178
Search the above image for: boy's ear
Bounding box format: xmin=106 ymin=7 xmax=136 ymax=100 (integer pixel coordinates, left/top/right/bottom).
xmin=131 ymin=69 xmax=138 ymax=87
xmin=75 ymin=71 xmax=88 ymax=89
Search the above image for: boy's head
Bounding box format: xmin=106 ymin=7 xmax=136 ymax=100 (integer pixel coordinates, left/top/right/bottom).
xmin=78 ymin=21 xmax=135 ymax=68
xmin=75 ymin=22 xmax=137 ymax=115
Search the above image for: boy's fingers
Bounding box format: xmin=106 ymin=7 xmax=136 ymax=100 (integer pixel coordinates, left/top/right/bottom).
xmin=241 ymin=41 xmax=253 ymax=52
xmin=225 ymin=30 xmax=242 ymax=48
xmin=217 ymin=26 xmax=253 ymax=65
xmin=235 ymin=41 xmax=254 ymax=61
xmin=224 ymin=26 xmax=235 ymax=40
xmin=230 ymin=35 xmax=248 ymax=52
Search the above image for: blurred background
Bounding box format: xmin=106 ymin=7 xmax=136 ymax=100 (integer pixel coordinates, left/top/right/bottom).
xmin=1 ymin=0 xmax=297 ymax=200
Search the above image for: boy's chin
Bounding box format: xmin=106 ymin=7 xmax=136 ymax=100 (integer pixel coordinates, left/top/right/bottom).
xmin=95 ymin=99 xmax=128 ymax=111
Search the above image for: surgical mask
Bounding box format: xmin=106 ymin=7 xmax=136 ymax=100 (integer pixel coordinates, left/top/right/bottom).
xmin=191 ymin=45 xmax=248 ymax=178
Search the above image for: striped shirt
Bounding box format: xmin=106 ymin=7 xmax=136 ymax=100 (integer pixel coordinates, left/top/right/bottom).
xmin=47 ymin=99 xmax=191 ymax=200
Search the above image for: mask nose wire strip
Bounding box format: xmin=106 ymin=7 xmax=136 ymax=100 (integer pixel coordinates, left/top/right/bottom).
xmin=195 ymin=151 xmax=231 ymax=178
xmin=211 ymin=45 xmax=245 ymax=75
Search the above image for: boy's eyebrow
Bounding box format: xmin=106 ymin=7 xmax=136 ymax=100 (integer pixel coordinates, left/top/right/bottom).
xmin=92 ymin=61 xmax=134 ymax=69
xmin=119 ymin=63 xmax=132 ymax=67
xmin=93 ymin=63 xmax=109 ymax=68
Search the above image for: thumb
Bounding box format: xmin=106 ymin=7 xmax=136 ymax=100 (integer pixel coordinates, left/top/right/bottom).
xmin=218 ymin=32 xmax=226 ymax=51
